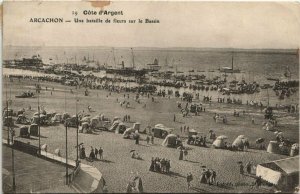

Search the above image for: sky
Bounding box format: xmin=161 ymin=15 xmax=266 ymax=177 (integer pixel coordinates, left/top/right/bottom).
xmin=3 ymin=1 xmax=300 ymax=49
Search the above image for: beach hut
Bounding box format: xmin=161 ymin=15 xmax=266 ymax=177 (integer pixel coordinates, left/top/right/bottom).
xmin=123 ymin=128 xmax=135 ymax=138
xmin=152 ymin=124 xmax=173 ymax=138
xmin=267 ymin=141 xmax=281 ymax=154
xmin=81 ymin=116 xmax=91 ymax=124
xmin=52 ymin=113 xmax=62 ymax=123
xmin=19 ymin=126 xmax=30 ymax=138
xmin=109 ymin=120 xmax=121 ymax=131
xmin=29 ymin=124 xmax=39 ymax=136
xmin=115 ymin=123 xmax=127 ymax=134
xmin=162 ymin=134 xmax=178 ymax=147
xmin=80 ymin=122 xmax=91 ymax=133
xmin=133 ymin=122 xmax=141 ymax=131
xmin=62 ymin=112 xmax=71 ymax=121
xmin=31 ymin=116 xmax=39 ymax=124
xmin=212 ymin=135 xmax=228 ymax=149
xmin=66 ymin=115 xmax=78 ymax=127
xmin=113 ymin=117 xmax=120 ymax=123
xmin=232 ymin=135 xmax=249 ymax=150
xmin=256 ymin=156 xmax=299 ymax=191
xmin=90 ymin=117 xmax=100 ymax=129
xmin=188 ymin=129 xmax=197 ymax=137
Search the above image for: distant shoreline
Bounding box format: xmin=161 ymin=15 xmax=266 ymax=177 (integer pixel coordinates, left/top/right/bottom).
xmin=3 ymin=45 xmax=299 ymax=54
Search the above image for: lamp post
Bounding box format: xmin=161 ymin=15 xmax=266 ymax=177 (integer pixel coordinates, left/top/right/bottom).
xmin=65 ymin=124 xmax=68 ymax=185
xmin=38 ymin=89 xmax=41 ymax=155
xmin=10 ymin=128 xmax=16 ymax=192
xmin=76 ymin=93 xmax=79 ymax=167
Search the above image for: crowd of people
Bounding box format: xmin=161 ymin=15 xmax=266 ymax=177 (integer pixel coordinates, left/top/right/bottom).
xmin=79 ymin=145 xmax=104 ymax=161
xmin=149 ymin=157 xmax=171 ymax=174
xmin=239 ymin=161 xmax=253 ymax=174
xmin=123 ymin=114 xmax=131 ymax=122
xmin=199 ymin=168 xmax=217 ymax=185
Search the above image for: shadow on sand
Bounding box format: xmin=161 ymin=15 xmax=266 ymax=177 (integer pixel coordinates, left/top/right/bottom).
xmin=184 ymin=159 xmax=200 ymax=164
xmin=190 ymin=187 xmax=207 ymax=192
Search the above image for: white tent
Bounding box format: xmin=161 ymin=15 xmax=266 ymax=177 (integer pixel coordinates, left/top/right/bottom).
xmin=162 ymin=134 xmax=178 ymax=147
xmin=232 ymin=135 xmax=248 ymax=149
xmin=152 ymin=124 xmax=173 ymax=138
xmin=212 ymin=135 xmax=228 ymax=148
xmin=256 ymin=156 xmax=299 ymax=191
xmin=123 ymin=128 xmax=135 ymax=138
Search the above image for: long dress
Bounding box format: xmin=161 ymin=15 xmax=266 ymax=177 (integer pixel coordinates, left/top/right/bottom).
xmin=200 ymin=172 xmax=207 ymax=183
xmin=126 ymin=183 xmax=132 ymax=193
xmin=179 ymin=150 xmax=184 ymax=160
xmin=136 ymin=177 xmax=143 ymax=193
xmin=80 ymin=148 xmax=86 ymax=159
xmin=149 ymin=160 xmax=155 ymax=171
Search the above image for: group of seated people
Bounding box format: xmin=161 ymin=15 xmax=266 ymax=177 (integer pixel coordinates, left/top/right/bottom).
xmin=131 ymin=151 xmax=142 ymax=160
xmin=213 ymin=113 xmax=228 ymax=123
xmin=149 ymin=157 xmax=171 ymax=174
xmin=223 ymin=142 xmax=233 ymax=150
xmin=233 ymin=110 xmax=240 ymax=117
xmin=187 ymin=136 xmax=207 ymax=147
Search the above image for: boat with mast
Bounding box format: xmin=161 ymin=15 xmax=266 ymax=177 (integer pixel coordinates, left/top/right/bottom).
xmin=105 ymin=48 xmax=149 ymax=76
xmin=219 ymin=51 xmax=241 ymax=73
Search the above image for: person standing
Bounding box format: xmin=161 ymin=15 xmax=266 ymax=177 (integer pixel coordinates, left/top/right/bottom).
xmin=255 ymin=176 xmax=262 ymax=188
xmin=99 ymin=147 xmax=103 ymax=160
xmin=151 ymin=135 xmax=154 ymax=144
xmin=173 ymin=114 xmax=176 ymax=122
xmin=95 ymin=148 xmax=99 ymax=159
xmin=149 ymin=157 xmax=155 ymax=171
xmin=246 ymin=162 xmax=252 ymax=174
xmin=179 ymin=149 xmax=184 ymax=160
xmin=161 ymin=158 xmax=166 ymax=173
xmin=89 ymin=147 xmax=95 ymax=161
xmin=211 ymin=170 xmax=216 ymax=184
xmin=186 ymin=172 xmax=193 ymax=189
xmin=136 ymin=176 xmax=143 ymax=193
xmin=166 ymin=160 xmax=170 ymax=174
xmin=146 ymin=135 xmax=150 ymax=144
xmin=206 ymin=169 xmax=212 ymax=185
xmin=239 ymin=163 xmax=244 ymax=174
xmin=184 ymin=149 xmax=188 ymax=160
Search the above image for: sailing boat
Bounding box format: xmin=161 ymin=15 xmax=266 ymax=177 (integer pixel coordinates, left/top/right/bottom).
xmin=105 ymin=48 xmax=147 ymax=76
xmin=219 ymin=51 xmax=241 ymax=73
xmin=284 ymin=65 xmax=291 ymax=79
xmin=146 ymin=58 xmax=161 ymax=71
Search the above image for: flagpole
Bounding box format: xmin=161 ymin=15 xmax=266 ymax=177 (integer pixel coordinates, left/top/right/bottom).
xmin=64 ymin=74 xmax=69 ymax=185
xmin=8 ymin=77 xmax=16 ymax=192
xmin=76 ymin=91 xmax=79 ymax=167
xmin=38 ymin=79 xmax=41 ymax=155
xmin=6 ymin=78 xmax=10 ymax=144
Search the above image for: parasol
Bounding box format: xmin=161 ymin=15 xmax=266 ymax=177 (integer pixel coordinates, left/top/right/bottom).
xmin=256 ymin=138 xmax=265 ymax=144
